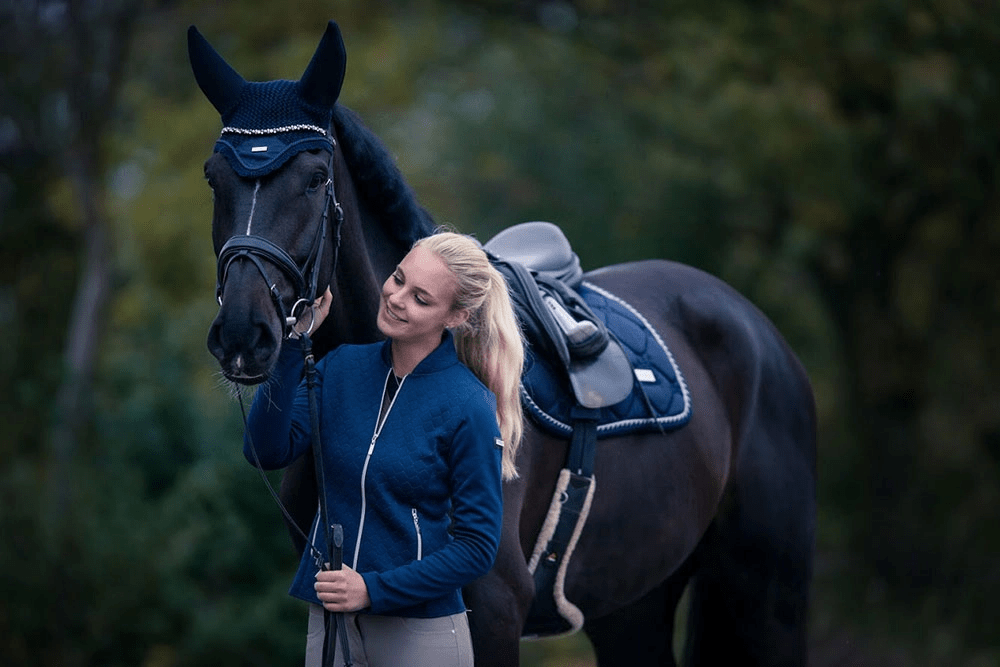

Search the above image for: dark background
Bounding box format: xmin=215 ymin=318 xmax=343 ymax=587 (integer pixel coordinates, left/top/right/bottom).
xmin=2 ymin=0 xmax=998 ymax=664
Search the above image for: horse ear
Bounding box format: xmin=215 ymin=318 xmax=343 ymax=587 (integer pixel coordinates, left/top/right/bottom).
xmin=188 ymin=25 xmax=246 ymax=117
xmin=299 ymin=21 xmax=347 ymax=111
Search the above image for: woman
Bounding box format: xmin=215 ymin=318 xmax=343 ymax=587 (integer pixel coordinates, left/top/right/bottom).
xmin=245 ymin=231 xmax=524 ymax=666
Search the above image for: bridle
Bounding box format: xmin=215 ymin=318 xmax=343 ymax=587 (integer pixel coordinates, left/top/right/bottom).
xmin=214 ymin=143 xmax=344 ymax=340
xmin=218 ymin=139 xmax=353 ymax=666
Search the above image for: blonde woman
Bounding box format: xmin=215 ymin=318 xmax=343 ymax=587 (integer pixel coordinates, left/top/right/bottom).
xmin=246 ymin=231 xmax=524 ymax=666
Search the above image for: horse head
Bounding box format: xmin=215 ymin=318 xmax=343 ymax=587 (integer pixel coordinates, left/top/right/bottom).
xmin=189 ymin=22 xmax=347 ymax=383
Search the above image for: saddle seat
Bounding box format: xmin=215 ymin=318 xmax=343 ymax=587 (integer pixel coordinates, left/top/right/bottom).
xmin=483 ymin=221 xmax=583 ymax=289
xmin=484 ymin=222 xmax=633 ymax=409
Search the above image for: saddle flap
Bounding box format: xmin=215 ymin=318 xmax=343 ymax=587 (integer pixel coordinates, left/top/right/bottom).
xmin=519 ymin=282 xmax=693 ymax=440
xmin=568 ymin=337 xmax=634 ymax=409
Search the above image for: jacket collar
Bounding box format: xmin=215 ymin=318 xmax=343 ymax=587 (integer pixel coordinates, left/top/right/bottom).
xmin=379 ymin=330 xmax=460 ymax=376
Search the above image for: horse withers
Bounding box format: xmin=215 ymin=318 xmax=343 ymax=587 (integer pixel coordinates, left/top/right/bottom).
xmin=189 ymin=21 xmax=816 ymax=667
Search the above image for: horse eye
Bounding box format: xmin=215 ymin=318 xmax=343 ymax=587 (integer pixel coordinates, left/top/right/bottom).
xmin=307 ymin=172 xmax=327 ymax=192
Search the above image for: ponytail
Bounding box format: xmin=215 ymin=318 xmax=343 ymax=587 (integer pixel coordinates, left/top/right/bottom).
xmin=415 ymin=232 xmax=525 ymax=480
xmin=453 ymin=269 xmax=524 ymax=480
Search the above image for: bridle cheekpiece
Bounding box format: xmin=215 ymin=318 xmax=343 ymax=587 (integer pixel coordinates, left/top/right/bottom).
xmin=213 ymin=134 xmax=344 ymax=339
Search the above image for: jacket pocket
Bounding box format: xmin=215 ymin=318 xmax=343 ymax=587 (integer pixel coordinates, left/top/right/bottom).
xmin=411 ymin=508 xmax=423 ymax=561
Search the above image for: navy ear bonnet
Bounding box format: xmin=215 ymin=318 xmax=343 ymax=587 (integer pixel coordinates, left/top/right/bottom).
xmin=212 ymin=79 xmax=334 ymax=177
xmin=188 ymin=21 xmax=347 ymax=178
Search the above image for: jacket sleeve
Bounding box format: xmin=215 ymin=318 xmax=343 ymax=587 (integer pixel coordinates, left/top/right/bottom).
xmin=243 ymin=339 xmax=325 ymax=470
xmin=361 ymin=392 xmax=504 ymax=613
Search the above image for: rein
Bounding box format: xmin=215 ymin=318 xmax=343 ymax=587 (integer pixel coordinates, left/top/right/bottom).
xmin=223 ymin=142 xmax=352 ymax=666
xmin=239 ymin=333 xmax=352 ymax=667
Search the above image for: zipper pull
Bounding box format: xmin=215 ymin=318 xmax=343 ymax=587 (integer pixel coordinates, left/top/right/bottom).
xmin=412 ymin=508 xmax=422 ymax=561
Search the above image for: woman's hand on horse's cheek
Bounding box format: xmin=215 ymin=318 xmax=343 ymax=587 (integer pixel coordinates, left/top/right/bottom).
xmin=313 ymin=287 xmax=333 ymax=329
xmin=294 ymin=287 xmax=333 ymax=336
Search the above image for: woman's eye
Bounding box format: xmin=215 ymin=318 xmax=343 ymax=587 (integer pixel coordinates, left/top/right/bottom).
xmin=392 ymin=272 xmax=403 ymax=285
xmin=415 ymin=294 xmax=428 ymax=306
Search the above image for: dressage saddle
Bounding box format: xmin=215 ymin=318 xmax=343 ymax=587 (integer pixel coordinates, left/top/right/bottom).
xmin=484 ymin=222 xmax=633 ymax=409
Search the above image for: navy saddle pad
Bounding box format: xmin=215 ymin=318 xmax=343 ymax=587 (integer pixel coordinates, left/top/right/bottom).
xmin=521 ymin=281 xmax=693 ymax=438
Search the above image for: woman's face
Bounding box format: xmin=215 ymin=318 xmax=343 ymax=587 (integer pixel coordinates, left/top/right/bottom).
xmin=377 ymin=246 xmax=468 ymax=345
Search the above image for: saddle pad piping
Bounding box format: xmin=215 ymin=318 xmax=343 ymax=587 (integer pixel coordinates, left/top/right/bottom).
xmin=582 ymin=281 xmax=692 ymax=430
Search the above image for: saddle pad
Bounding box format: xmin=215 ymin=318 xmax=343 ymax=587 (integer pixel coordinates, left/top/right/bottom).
xmin=521 ymin=282 xmax=692 ymax=438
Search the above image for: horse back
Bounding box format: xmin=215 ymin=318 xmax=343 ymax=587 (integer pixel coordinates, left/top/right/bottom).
xmin=585 ymin=258 xmax=815 ymax=471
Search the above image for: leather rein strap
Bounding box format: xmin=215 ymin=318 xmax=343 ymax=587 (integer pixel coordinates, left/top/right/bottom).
xmin=238 ymin=339 xmax=351 ymax=667
xmin=303 ymin=334 xmax=353 ymax=667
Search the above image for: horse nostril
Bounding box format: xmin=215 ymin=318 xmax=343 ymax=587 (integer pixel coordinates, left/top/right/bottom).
xmin=206 ymin=308 xmax=280 ymax=380
xmin=252 ymin=319 xmax=278 ymax=364
xmin=206 ymin=319 xmax=227 ymax=363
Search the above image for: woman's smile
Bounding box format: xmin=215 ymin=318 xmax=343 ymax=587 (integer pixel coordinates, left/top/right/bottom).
xmin=384 ymin=301 xmax=406 ymax=323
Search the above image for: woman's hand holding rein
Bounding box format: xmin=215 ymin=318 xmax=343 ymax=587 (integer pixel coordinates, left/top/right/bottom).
xmin=315 ymin=565 xmax=371 ymax=612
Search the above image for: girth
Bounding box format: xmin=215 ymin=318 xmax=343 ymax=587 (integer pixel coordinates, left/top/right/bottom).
xmin=484 ymin=222 xmax=649 ymax=638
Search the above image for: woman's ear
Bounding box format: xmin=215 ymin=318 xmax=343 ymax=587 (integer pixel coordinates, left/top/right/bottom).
xmin=446 ymin=308 xmax=471 ymax=330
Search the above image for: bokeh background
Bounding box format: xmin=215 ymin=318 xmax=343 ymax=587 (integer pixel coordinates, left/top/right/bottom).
xmin=2 ymin=0 xmax=998 ymax=665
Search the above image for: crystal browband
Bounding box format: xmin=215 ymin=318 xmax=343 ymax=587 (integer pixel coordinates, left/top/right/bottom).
xmin=221 ymin=124 xmax=328 ymax=136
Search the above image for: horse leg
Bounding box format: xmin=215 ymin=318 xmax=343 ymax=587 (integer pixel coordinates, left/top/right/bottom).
xmin=583 ymin=555 xmax=695 ymax=667
xmin=464 ymin=478 xmax=535 ymax=667
xmin=682 ymin=423 xmax=816 ymax=666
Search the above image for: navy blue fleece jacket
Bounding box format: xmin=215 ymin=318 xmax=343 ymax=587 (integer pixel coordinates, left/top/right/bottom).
xmin=244 ymin=332 xmax=503 ymax=618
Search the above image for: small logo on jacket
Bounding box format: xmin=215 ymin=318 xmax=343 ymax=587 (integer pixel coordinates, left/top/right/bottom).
xmin=494 ymin=437 xmax=504 ymax=449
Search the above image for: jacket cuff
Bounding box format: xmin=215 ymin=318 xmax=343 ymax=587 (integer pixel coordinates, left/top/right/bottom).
xmin=360 ymin=571 xmax=388 ymax=614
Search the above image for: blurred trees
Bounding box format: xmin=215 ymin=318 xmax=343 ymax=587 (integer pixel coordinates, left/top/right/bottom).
xmin=1 ymin=2 xmax=142 ymax=663
xmin=1 ymin=0 xmax=997 ymax=665
xmin=0 ymin=0 xmax=132 ymax=490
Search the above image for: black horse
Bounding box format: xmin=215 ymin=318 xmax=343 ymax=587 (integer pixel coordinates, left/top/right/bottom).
xmin=190 ymin=22 xmax=816 ymax=667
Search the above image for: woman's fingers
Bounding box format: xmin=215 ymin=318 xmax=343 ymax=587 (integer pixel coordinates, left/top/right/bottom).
xmin=291 ymin=287 xmax=333 ymax=337
xmin=310 ymin=287 xmax=333 ymax=331
xmin=314 ymin=566 xmax=370 ymax=612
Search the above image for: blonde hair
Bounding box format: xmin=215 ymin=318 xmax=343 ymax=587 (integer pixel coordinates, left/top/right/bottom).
xmin=415 ymin=231 xmax=525 ymax=480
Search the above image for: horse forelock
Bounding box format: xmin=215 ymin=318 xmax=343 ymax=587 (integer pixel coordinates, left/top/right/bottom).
xmin=332 ymin=105 xmax=435 ymax=246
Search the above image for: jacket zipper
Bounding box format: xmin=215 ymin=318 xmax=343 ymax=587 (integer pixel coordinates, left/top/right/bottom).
xmin=352 ymin=370 xmax=406 ymax=570
xmin=411 ymin=508 xmax=423 ymax=561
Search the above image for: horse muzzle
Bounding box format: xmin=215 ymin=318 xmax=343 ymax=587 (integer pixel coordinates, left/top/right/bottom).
xmin=207 ymin=278 xmax=285 ymax=384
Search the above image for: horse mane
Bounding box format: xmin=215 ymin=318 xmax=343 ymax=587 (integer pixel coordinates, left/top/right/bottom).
xmin=332 ymin=105 xmax=436 ymax=245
